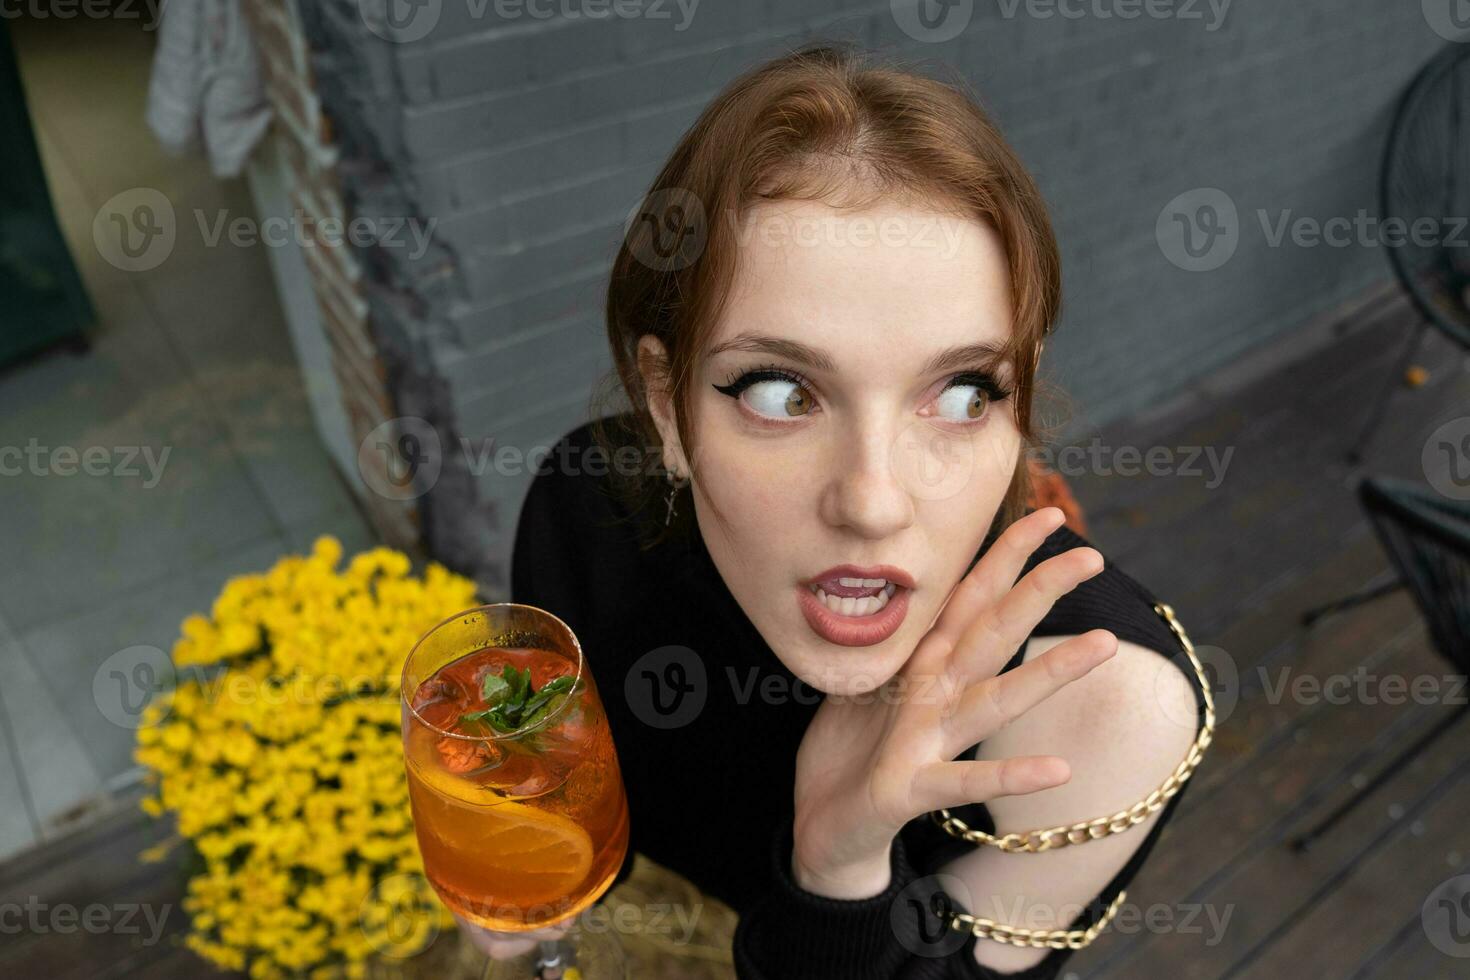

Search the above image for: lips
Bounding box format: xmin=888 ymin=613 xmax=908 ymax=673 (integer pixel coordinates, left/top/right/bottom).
xmin=802 ymin=564 xmax=916 ymax=593
xmin=797 ymin=564 xmax=914 ymax=647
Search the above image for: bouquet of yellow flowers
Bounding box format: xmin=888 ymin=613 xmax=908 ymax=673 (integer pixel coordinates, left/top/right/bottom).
xmin=134 ymin=537 xmax=480 ymax=979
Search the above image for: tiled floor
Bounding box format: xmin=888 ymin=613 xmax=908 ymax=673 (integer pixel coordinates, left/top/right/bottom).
xmin=0 ymin=18 xmax=376 ymax=859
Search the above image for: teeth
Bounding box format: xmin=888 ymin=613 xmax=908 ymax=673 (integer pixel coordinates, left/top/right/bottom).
xmin=813 ymin=586 xmax=893 ymax=617
xmin=837 ymin=576 xmax=888 ymax=588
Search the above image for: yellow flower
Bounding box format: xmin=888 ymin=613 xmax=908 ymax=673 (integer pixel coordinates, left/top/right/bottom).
xmin=219 ymin=620 xmax=261 ymax=658
xmin=161 ymin=724 xmax=192 ymax=752
xmin=134 ymin=537 xmax=475 ymax=977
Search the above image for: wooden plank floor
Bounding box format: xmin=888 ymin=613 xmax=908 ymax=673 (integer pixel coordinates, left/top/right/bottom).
xmin=3 ymin=284 xmax=1469 ymax=978
xmin=1063 ymin=283 xmax=1470 ymax=980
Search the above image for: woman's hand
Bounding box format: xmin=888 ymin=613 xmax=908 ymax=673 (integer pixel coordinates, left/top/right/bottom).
xmin=790 ymin=507 xmax=1120 ymax=897
xmin=451 ymin=912 xmax=570 ymax=960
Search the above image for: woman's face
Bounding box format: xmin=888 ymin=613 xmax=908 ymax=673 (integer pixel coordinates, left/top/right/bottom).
xmin=644 ymin=196 xmax=1023 ymax=696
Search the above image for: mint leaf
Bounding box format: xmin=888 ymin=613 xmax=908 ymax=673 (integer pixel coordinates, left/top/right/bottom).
xmin=520 ymin=675 xmax=574 ymax=717
xmin=489 ymin=703 xmax=517 ymax=730
xmin=509 ymin=666 xmax=530 ymax=705
xmin=521 ymin=690 xmax=570 ymax=731
xmin=458 ymin=708 xmax=503 ymax=736
xmin=480 ymin=670 xmax=511 ymax=705
xmin=459 ymin=669 xmax=577 ymax=733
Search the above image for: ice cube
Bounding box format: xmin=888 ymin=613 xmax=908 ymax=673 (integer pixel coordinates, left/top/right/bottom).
xmin=435 ymin=736 xmax=500 ymax=774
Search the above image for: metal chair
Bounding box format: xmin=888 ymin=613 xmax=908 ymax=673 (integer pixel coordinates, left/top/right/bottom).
xmin=1351 ymin=43 xmax=1470 ymax=462
xmin=1293 ymin=477 xmax=1470 ymax=850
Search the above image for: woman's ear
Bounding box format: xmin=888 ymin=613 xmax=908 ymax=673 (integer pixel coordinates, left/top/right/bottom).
xmin=636 ymin=334 xmax=689 ymax=477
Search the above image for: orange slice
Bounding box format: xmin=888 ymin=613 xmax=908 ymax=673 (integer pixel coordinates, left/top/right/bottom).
xmin=461 ymin=799 xmax=595 ymax=906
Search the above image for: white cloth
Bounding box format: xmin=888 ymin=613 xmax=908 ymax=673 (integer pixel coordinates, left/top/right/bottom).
xmin=145 ymin=0 xmax=272 ymax=178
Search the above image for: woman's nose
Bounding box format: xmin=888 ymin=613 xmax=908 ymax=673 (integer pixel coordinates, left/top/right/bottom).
xmin=819 ymin=427 xmax=916 ymax=539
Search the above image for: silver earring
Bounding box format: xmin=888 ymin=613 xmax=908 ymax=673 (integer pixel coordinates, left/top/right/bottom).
xmin=664 ymin=468 xmax=686 ymax=526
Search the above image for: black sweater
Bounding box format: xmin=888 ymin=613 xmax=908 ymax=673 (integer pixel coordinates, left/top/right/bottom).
xmin=510 ymin=414 xmax=1206 ymax=979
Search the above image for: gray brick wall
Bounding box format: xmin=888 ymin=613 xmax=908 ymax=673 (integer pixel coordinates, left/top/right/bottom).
xmin=300 ymin=0 xmax=1448 ymax=590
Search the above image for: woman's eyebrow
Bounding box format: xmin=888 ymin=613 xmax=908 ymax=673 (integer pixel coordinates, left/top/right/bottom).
xmin=707 ymin=334 xmax=837 ymax=371
xmin=922 ymin=341 xmax=1008 ymax=374
xmin=708 ymin=333 xmax=1006 ymax=375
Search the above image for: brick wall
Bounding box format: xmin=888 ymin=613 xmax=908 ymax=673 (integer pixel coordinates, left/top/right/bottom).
xmin=241 ymin=0 xmax=421 ymax=550
xmin=267 ymin=0 xmax=1451 ymax=589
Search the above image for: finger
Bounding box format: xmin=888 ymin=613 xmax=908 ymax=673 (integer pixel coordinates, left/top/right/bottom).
xmin=942 ymin=630 xmax=1117 ymax=757
xmin=455 ymin=921 xmax=539 ymax=959
xmin=950 ymin=545 xmax=1105 ymax=683
xmin=910 ymin=755 xmax=1071 ymax=814
xmin=928 ymin=507 xmax=1066 ymax=650
xmin=451 ymin=915 xmax=569 ymax=959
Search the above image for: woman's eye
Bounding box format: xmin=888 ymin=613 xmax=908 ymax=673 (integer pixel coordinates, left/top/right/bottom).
xmin=714 ymin=368 xmax=1006 ymax=423
xmin=746 ymin=379 xmax=813 ymax=418
xmin=929 ymin=372 xmax=1009 ymax=423
xmin=712 ymin=370 xmax=815 ymax=419
xmin=933 ymin=382 xmax=991 ymax=422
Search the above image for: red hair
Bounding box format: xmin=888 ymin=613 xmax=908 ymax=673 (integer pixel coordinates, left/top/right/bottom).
xmin=593 ymin=42 xmax=1062 ymax=548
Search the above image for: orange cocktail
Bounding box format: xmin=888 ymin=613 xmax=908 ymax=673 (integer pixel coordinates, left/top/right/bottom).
xmin=401 ymin=604 xmax=629 ymax=932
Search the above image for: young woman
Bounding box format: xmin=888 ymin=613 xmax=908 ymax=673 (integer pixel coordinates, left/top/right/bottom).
xmin=462 ymin=43 xmax=1212 ymax=979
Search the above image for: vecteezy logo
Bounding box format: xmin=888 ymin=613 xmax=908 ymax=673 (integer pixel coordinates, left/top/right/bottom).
xmin=892 ymin=874 xmax=972 ymax=957
xmin=93 ymin=188 xmax=176 ymax=272
xmin=624 ymin=188 xmax=707 ymax=272
xmin=1156 ymin=188 xmax=1239 ymax=272
xmin=1157 ymin=644 xmax=1238 ymax=728
xmin=889 ymin=420 xmax=977 ymax=502
xmin=357 ymin=417 xmax=443 ymax=501
xmin=360 ymin=0 xmax=443 ymax=43
xmin=1423 ymin=0 xmax=1470 ymax=42
xmin=891 ymin=0 xmax=974 ymax=43
xmin=1423 ymin=874 xmax=1470 ymax=956
xmin=361 ymin=872 xmax=443 ymax=959
xmin=624 ymin=646 xmax=706 ymax=729
xmin=1424 ymin=417 xmax=1470 ymax=500
xmin=93 ymin=645 xmax=176 ymax=729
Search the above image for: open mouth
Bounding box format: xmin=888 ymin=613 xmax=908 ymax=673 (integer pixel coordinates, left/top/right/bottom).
xmin=796 ymin=566 xmax=914 ymax=647
xmin=807 ymin=578 xmax=900 ymax=618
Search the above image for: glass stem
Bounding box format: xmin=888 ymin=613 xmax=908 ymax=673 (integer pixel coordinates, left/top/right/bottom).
xmin=537 ymin=938 xmax=569 ymax=977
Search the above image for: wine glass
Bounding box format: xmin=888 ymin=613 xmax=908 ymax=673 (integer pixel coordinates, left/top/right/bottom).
xmin=401 ymin=604 xmax=630 ymax=978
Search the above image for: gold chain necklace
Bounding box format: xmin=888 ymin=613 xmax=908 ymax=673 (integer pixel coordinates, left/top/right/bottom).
xmin=943 ymin=888 xmax=1129 ymax=950
xmin=927 ymin=602 xmax=1215 ymax=950
xmin=931 ymin=602 xmax=1217 ymax=853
